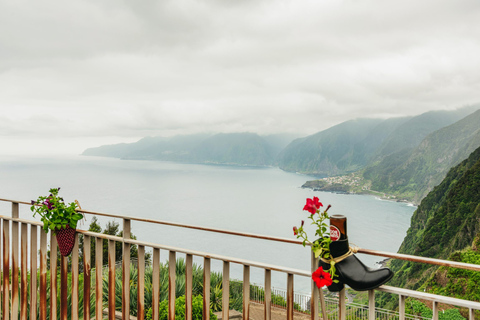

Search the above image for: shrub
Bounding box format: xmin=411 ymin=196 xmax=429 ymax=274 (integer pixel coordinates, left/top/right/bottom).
xmin=146 ymin=295 xmax=217 ymax=320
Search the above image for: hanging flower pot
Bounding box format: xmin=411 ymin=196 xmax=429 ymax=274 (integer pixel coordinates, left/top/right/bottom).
xmin=56 ymin=225 xmax=77 ymax=256
xmin=31 ymin=188 xmax=84 ymax=257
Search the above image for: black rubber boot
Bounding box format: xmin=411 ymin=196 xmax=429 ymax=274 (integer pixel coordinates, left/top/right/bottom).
xmin=319 ymin=259 xmax=344 ymax=292
xmin=330 ymin=237 xmax=393 ymax=291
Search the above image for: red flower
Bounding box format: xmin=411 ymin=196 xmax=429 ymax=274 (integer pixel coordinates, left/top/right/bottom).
xmin=303 ymin=197 xmax=323 ymax=214
xmin=312 ymin=266 xmax=333 ymax=288
xmin=293 ymin=226 xmax=298 ymax=236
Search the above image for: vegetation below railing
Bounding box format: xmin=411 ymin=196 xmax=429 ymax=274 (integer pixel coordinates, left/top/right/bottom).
xmin=104 ymin=258 xmax=302 ymax=316
xmin=0 ymin=270 xmax=95 ymax=320
xmin=145 ymin=295 xmax=217 ymax=320
xmin=406 ymin=299 xmax=465 ymax=320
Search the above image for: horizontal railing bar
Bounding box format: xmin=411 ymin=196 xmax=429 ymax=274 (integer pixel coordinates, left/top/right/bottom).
xmin=0 ymin=215 xmax=43 ymax=226
xmin=377 ymin=285 xmax=480 ymax=309
xmin=0 ymin=198 xmax=304 ymax=245
xmin=0 ymin=198 xmax=32 ymax=205
xmin=357 ymin=248 xmax=480 ymax=272
xmin=77 ymin=230 xmax=311 ymax=277
xmin=2 ymin=210 xmax=480 ymax=275
xmin=0 ymin=213 xmax=310 ymax=275
xmin=78 ymin=209 xmax=304 ymax=245
xmin=2 ymin=212 xmax=480 ymax=273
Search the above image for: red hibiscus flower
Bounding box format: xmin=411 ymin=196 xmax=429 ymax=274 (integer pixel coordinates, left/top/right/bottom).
xmin=293 ymin=226 xmax=298 ymax=236
xmin=312 ymin=266 xmax=333 ymax=288
xmin=303 ymin=197 xmax=323 ymax=214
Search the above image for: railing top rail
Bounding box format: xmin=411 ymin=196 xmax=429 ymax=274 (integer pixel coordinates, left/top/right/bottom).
xmin=2 ymin=206 xmax=480 ymax=312
xmin=0 ymin=213 xmax=311 ymax=277
xmin=77 ymin=229 xmax=311 ymax=276
xmin=0 ymin=197 xmax=304 ymax=246
xmin=378 ymin=285 xmax=480 ymax=309
xmin=357 ymin=247 xmax=480 ymax=272
xmin=2 ymin=199 xmax=480 ymax=273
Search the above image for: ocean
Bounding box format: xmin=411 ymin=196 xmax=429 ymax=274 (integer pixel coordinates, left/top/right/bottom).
xmin=0 ymin=155 xmax=415 ymax=292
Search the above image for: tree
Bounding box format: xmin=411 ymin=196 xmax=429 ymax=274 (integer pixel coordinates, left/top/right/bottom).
xmin=72 ymin=217 xmax=151 ymax=272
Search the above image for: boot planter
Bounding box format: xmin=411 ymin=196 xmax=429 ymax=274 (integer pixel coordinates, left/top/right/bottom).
xmin=56 ymin=225 xmax=77 ymax=256
xmin=319 ymin=259 xmax=344 ymax=292
xmin=315 ymin=237 xmax=345 ymax=292
xmin=329 ymin=237 xmax=393 ymax=291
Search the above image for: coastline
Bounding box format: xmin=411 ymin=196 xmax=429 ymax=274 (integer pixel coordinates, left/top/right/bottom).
xmin=301 ymin=179 xmax=418 ymax=207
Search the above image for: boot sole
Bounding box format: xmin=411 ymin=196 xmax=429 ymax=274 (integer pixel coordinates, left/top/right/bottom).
xmin=343 ymin=271 xmax=394 ymax=291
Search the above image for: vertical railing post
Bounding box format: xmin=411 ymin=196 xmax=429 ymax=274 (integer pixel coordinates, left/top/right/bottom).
xmin=203 ymin=257 xmax=211 ymax=320
xmin=310 ymin=252 xmax=320 ymax=320
xmin=122 ymin=218 xmax=131 ymax=320
xmin=50 ymin=233 xmax=58 ymax=320
xmin=223 ymin=262 xmax=230 ymax=320
xmin=398 ymin=294 xmax=405 ymax=320
xmin=61 ymin=255 xmax=68 ymax=320
xmin=432 ymin=301 xmax=439 ymax=320
xmin=30 ymin=225 xmax=38 ymax=320
xmin=152 ymin=248 xmax=160 ymax=320
xmin=95 ymin=237 xmax=103 ymax=320
xmin=2 ymin=219 xmax=10 ymax=320
xmin=368 ymin=290 xmax=375 ymax=320
xmin=264 ymin=269 xmax=271 ymax=320
xmin=72 ymin=234 xmax=79 ymax=320
xmin=286 ymin=273 xmax=294 ymax=320
xmin=242 ymin=265 xmax=250 ymax=320
xmin=0 ymin=219 xmax=2 ymax=320
xmin=185 ymin=254 xmax=193 ymax=320
xmin=137 ymin=245 xmax=145 ymax=320
xmin=168 ymin=251 xmax=176 ymax=320
xmin=83 ymin=235 xmax=91 ymax=320
xmin=108 ymin=239 xmax=116 ymax=320
xmin=11 ymin=203 xmax=19 ymax=320
xmin=339 ymin=288 xmax=346 ymax=320
xmin=20 ymin=223 xmax=28 ymax=320
xmin=39 ymin=229 xmax=47 ymax=320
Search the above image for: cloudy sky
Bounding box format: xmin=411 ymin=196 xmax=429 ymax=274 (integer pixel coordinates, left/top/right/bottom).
xmin=1 ymin=0 xmax=480 ymax=155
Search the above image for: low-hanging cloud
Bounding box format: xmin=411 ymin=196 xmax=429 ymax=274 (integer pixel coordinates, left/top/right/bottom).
xmin=1 ymin=0 xmax=480 ymax=155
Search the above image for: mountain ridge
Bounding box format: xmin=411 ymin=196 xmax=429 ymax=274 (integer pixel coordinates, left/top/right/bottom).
xmin=378 ymin=145 xmax=480 ymax=311
xmin=364 ymin=108 xmax=480 ymax=203
xmin=82 ymin=132 xmax=299 ymax=167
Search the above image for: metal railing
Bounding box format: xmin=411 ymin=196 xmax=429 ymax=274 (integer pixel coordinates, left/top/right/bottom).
xmin=249 ymin=285 xmax=431 ymax=320
xmin=0 ymin=197 xmax=479 ymax=320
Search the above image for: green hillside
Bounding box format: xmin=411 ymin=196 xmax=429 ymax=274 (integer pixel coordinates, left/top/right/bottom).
xmin=277 ymin=118 xmax=396 ymax=176
xmin=364 ymin=109 xmax=480 ymax=203
xmin=278 ymin=106 xmax=477 ymax=177
xmin=423 ymin=242 xmax=480 ymax=318
xmin=372 ymin=108 xmax=477 ymax=161
xmin=380 ymin=145 xmax=480 ymax=310
xmin=82 ymin=133 xmax=286 ymax=167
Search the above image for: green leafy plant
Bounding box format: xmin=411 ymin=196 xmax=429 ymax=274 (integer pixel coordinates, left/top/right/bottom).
xmin=294 ymin=197 xmax=337 ymax=285
xmin=146 ymin=295 xmax=217 ymax=320
xmin=31 ymin=187 xmax=83 ymax=234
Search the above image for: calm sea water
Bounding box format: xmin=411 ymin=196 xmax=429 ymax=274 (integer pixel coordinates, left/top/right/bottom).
xmin=0 ymin=155 xmax=415 ymax=292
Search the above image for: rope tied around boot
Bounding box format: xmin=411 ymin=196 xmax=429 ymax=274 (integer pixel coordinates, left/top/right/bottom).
xmin=320 ymin=245 xmax=359 ymax=264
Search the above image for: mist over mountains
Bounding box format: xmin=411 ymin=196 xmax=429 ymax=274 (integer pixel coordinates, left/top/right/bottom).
xmin=83 ymin=104 xmax=479 ymax=203
xmin=83 ymin=133 xmax=299 ymax=167
xmin=277 ymin=105 xmax=478 ymax=176
xmin=364 ymin=108 xmax=480 ymax=203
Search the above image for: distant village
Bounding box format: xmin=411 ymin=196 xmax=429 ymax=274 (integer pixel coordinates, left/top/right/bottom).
xmin=318 ymin=173 xmax=399 ymax=201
